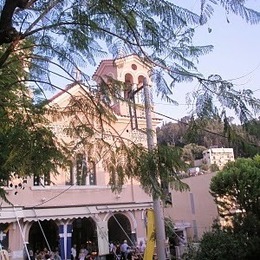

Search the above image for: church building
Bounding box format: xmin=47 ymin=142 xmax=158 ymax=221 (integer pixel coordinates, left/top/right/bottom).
xmin=0 ymin=55 xmax=161 ymax=260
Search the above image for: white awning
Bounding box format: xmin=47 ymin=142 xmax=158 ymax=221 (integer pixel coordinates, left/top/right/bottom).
xmin=0 ymin=203 xmax=153 ymax=223
xmin=96 ymin=202 xmax=153 ymax=213
xmin=0 ymin=207 xmax=24 ymax=223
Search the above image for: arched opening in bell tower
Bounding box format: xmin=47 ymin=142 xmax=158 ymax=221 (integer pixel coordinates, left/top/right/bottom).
xmin=124 ymin=73 xmax=133 ymax=99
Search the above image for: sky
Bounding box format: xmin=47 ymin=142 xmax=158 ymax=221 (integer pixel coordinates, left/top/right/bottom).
xmin=154 ymin=0 xmax=260 ymax=123
xmin=48 ymin=1 xmax=260 ymax=124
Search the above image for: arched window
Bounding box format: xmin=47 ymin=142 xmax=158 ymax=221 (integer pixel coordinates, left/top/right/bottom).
xmin=124 ymin=73 xmax=133 ymax=99
xmin=65 ymin=155 xmax=97 ymax=186
xmin=76 ymin=153 xmax=87 ymax=185
xmin=136 ymin=75 xmax=145 ymax=103
xmin=65 ymin=161 xmax=73 ymax=185
xmin=138 ymin=75 xmax=144 ymax=87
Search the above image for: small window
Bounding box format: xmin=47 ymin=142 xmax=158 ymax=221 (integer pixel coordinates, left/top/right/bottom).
xmin=89 ymin=161 xmax=97 ymax=185
xmin=131 ymin=64 xmax=137 ymax=70
xmin=34 ymin=173 xmax=50 ymax=186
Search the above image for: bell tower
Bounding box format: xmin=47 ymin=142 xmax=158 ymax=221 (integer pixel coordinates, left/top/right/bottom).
xmin=93 ymin=54 xmax=152 ymax=119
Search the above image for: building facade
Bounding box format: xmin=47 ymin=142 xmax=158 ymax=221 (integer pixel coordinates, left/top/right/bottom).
xmin=165 ymin=173 xmax=219 ymax=240
xmin=0 ymin=55 xmax=161 ymax=259
xmin=202 ymin=148 xmax=235 ymax=169
xmin=164 ymin=172 xmax=219 ymax=259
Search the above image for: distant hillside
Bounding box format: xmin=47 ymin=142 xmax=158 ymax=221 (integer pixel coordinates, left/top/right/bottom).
xmin=156 ymin=117 xmax=260 ymax=158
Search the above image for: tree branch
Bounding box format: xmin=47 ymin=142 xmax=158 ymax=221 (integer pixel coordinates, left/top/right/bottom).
xmin=0 ymin=0 xmax=29 ymax=45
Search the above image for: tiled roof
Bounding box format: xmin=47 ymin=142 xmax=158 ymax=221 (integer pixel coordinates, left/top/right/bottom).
xmin=48 ymin=82 xmax=79 ymax=102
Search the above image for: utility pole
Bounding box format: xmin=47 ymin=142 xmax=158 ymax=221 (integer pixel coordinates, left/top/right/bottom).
xmin=143 ymin=77 xmax=167 ymax=260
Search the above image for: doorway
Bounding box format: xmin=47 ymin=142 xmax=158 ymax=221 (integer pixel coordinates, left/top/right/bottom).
xmin=72 ymin=217 xmax=98 ymax=255
xmin=108 ymin=213 xmax=132 ymax=244
xmin=28 ymin=220 xmax=59 ymax=253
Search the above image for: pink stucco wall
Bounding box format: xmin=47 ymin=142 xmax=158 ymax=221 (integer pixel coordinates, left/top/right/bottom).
xmin=164 ymin=172 xmax=218 ymax=240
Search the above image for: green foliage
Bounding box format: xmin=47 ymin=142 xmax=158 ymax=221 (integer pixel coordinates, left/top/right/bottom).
xmin=156 ymin=119 xmax=189 ymax=147
xmin=164 ymin=216 xmax=175 ymax=239
xmin=196 ymin=156 xmax=260 ymax=260
xmin=210 ymin=156 xmax=260 ymax=217
xmin=133 ymin=145 xmax=189 ymax=198
xmin=200 ymin=162 xmax=209 ymax=171
xmin=0 ymin=0 xmax=259 ymax=117
xmin=102 ymin=141 xmax=189 ymax=198
xmin=157 ymin=117 xmax=260 ymax=159
xmin=196 ymin=75 xmax=260 ymax=124
xmin=182 ymin=143 xmax=206 ymax=163
xmin=209 ymin=163 xmax=219 ymax=172
xmin=157 ymin=117 xmax=229 ymax=148
xmin=195 ymin=230 xmax=243 ymax=260
xmin=181 ymin=243 xmax=200 ymax=260
xmin=194 ymin=215 xmax=260 ymax=260
xmin=0 ymin=41 xmax=68 ymax=201
xmin=1 ymin=0 xmax=260 ymax=200
xmin=244 ymin=119 xmax=260 ymax=138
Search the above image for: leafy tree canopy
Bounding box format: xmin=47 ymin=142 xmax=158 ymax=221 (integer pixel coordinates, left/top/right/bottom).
xmin=185 ymin=149 xmax=260 ymax=260
xmin=191 ymin=215 xmax=260 ymax=260
xmin=210 ymin=155 xmax=260 ymax=218
xmin=0 ymin=1 xmax=260 ymax=118
xmin=1 ymin=0 xmax=260 ymax=200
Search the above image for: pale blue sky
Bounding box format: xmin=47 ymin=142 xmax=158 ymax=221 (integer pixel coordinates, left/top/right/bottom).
xmin=48 ymin=1 xmax=260 ymax=123
xmin=155 ymin=0 xmax=260 ymax=122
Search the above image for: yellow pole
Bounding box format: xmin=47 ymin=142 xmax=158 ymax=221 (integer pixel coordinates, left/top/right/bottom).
xmin=144 ymin=209 xmax=155 ymax=260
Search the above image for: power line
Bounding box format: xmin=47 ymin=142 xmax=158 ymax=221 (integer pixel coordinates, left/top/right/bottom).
xmin=154 ymin=87 xmax=260 ymax=107
xmin=7 ymin=87 xmax=260 ymax=209
xmin=31 ymin=120 xmax=132 ymax=208
xmin=153 ymin=109 xmax=260 ymax=148
xmin=28 ymin=91 xmax=260 ymax=206
xmin=10 ymin=119 xmax=134 ymax=259
xmin=226 ymin=62 xmax=260 ymax=82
